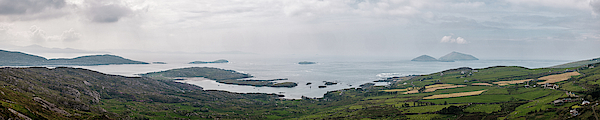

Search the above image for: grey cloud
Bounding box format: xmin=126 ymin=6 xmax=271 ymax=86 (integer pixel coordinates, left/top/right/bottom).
xmin=592 ymin=0 xmax=600 ymax=14
xmin=29 ymin=25 xmax=47 ymax=42
xmin=87 ymin=4 xmax=133 ymax=23
xmin=59 ymin=29 xmax=81 ymax=42
xmin=28 ymin=26 xmax=81 ymax=42
xmin=435 ymin=16 xmax=497 ymax=29
xmin=0 ymin=0 xmax=66 ymax=15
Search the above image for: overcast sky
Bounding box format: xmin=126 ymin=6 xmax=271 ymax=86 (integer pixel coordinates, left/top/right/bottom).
xmin=0 ymin=0 xmax=599 ymax=60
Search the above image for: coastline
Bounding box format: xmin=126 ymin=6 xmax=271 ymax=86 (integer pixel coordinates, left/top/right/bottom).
xmin=71 ymin=59 xmax=571 ymax=99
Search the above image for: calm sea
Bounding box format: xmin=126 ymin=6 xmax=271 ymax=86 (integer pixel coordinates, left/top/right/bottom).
xmin=58 ymin=53 xmax=571 ymax=99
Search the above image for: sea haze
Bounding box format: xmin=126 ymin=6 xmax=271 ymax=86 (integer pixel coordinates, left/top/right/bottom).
xmin=68 ymin=53 xmax=571 ymax=99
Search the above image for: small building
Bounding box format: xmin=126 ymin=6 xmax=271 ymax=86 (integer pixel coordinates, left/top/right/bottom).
xmin=582 ymin=101 xmax=591 ymax=105
xmin=524 ymin=84 xmax=530 ymax=88
xmin=464 ymin=80 xmax=469 ymax=82
xmin=570 ymin=109 xmax=579 ymax=116
xmin=553 ymin=100 xmax=564 ymax=106
xmin=543 ymin=83 xmax=559 ymax=89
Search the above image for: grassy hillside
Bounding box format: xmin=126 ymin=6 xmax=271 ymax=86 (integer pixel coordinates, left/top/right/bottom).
xmin=0 ymin=67 xmax=283 ymax=119
xmin=551 ymin=57 xmax=600 ymax=68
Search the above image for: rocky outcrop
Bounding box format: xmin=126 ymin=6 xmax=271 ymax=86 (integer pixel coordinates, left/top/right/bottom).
xmin=34 ymin=97 xmax=71 ymax=116
xmin=8 ymin=108 xmax=33 ymax=120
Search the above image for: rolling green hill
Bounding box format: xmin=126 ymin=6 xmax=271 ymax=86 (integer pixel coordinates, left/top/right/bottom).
xmin=551 ymin=57 xmax=600 ymax=68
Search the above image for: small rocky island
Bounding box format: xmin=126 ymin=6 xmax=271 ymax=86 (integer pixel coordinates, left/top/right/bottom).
xmin=439 ymin=51 xmax=479 ymax=61
xmin=189 ymin=59 xmax=229 ymax=64
xmin=298 ymin=61 xmax=316 ymax=65
xmin=139 ymin=67 xmax=298 ymax=88
xmin=411 ymin=51 xmax=478 ymax=62
xmin=411 ymin=55 xmax=438 ymax=62
xmin=152 ymin=62 xmax=167 ymax=64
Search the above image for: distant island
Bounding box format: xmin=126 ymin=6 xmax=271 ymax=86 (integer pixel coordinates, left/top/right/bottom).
xmin=189 ymin=59 xmax=229 ymax=64
xmin=411 ymin=55 xmax=438 ymax=62
xmin=438 ymin=51 xmax=479 ymax=61
xmin=411 ymin=51 xmax=478 ymax=62
xmin=152 ymin=62 xmax=167 ymax=64
xmin=298 ymin=61 xmax=316 ymax=64
xmin=139 ymin=67 xmax=298 ymax=88
xmin=0 ymin=49 xmax=148 ymax=66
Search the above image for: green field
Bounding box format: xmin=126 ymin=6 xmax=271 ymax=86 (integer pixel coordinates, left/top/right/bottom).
xmin=464 ymin=104 xmax=501 ymax=113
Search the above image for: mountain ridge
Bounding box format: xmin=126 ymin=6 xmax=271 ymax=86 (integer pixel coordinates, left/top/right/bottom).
xmin=0 ymin=49 xmax=148 ymax=66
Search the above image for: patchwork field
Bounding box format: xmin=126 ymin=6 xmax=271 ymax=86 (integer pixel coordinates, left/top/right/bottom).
xmin=424 ymin=85 xmax=467 ymax=92
xmin=536 ymin=72 xmax=580 ymax=84
xmin=471 ymin=83 xmax=492 ymax=86
xmin=422 ymin=90 xmax=487 ymax=99
xmin=464 ymin=104 xmax=501 ymax=113
xmin=381 ymin=88 xmax=410 ymax=92
xmin=425 ymin=84 xmax=455 ymax=88
xmin=493 ymin=79 xmax=532 ymax=86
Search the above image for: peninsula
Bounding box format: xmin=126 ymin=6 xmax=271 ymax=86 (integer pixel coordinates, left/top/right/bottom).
xmin=139 ymin=67 xmax=298 ymax=88
xmin=0 ymin=49 xmax=148 ymax=66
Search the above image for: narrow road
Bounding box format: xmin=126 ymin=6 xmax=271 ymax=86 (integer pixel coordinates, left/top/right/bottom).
xmin=593 ymin=105 xmax=598 ymax=120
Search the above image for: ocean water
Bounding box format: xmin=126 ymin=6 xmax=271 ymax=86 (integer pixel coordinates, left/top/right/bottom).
xmin=66 ymin=54 xmax=571 ymax=99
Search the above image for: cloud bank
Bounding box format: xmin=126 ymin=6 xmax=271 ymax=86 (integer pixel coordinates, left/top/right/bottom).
xmin=441 ymin=36 xmax=467 ymax=44
xmin=0 ymin=0 xmax=597 ymax=59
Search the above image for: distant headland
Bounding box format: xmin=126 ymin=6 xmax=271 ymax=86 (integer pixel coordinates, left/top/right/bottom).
xmin=140 ymin=67 xmax=298 ymax=88
xmin=189 ymin=59 xmax=229 ymax=64
xmin=0 ymin=49 xmax=148 ymax=66
xmin=411 ymin=51 xmax=478 ymax=62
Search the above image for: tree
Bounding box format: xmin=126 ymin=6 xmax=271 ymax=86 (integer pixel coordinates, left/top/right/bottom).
xmin=418 ymin=87 xmax=426 ymax=93
xmin=444 ymin=101 xmax=448 ymax=105
xmin=439 ymin=106 xmax=462 ymax=115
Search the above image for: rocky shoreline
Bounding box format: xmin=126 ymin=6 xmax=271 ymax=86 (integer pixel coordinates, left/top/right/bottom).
xmin=215 ymin=79 xmax=298 ymax=88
